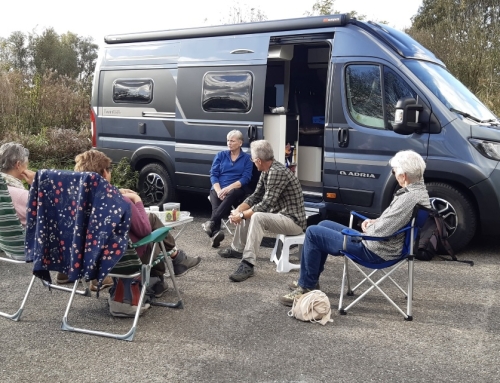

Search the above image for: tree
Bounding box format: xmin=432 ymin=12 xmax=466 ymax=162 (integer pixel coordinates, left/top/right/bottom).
xmin=304 ymin=0 xmax=366 ymax=20
xmin=219 ymin=2 xmax=267 ymax=24
xmin=408 ymin=0 xmax=500 ymax=114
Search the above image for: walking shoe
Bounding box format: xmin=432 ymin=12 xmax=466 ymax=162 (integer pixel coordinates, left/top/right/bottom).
xmin=90 ymin=276 xmax=114 ymax=291
xmin=211 ymin=230 xmax=225 ymax=248
xmin=280 ymin=286 xmax=312 ymax=307
xmin=202 ymin=220 xmax=215 ymax=237
xmin=288 ymin=280 xmax=320 ymax=291
xmin=172 ymin=250 xmax=201 ymax=277
xmin=147 ymin=277 xmax=169 ymax=299
xmin=56 ymin=272 xmax=70 ymax=284
xmin=229 ymin=261 xmax=254 ymax=282
xmin=108 ymin=297 xmax=150 ymax=318
xmin=218 ymin=247 xmax=243 ymax=259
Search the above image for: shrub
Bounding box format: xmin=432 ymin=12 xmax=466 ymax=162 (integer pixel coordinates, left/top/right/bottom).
xmin=111 ymin=157 xmax=139 ymax=191
xmin=1 ymin=127 xmax=91 ymax=169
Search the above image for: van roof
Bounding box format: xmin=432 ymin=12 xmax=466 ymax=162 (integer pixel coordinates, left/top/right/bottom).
xmin=103 ymin=14 xmax=443 ymax=64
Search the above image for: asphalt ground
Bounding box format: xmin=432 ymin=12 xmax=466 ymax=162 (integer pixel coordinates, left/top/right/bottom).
xmin=1 ymin=194 xmax=499 ymax=383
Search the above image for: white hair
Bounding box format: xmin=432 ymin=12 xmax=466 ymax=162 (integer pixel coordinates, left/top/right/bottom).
xmin=389 ymin=150 xmax=426 ymax=183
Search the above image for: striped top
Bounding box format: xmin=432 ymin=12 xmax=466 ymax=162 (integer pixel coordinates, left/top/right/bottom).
xmin=0 ymin=174 xmax=26 ymax=261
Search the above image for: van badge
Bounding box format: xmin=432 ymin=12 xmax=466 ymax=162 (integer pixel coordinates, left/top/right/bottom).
xmin=339 ymin=170 xmax=378 ymax=179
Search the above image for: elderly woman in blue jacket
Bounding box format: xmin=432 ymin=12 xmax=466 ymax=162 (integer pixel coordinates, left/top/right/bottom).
xmin=203 ymin=130 xmax=253 ymax=248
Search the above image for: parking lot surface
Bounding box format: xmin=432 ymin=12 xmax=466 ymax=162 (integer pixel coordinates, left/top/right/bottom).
xmin=1 ymin=196 xmax=499 ymax=382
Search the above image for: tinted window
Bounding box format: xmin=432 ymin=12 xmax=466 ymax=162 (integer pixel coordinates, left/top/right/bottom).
xmin=384 ymin=67 xmax=417 ymax=124
xmin=346 ymin=65 xmax=384 ymax=128
xmin=113 ymin=79 xmax=153 ymax=104
xmin=202 ymin=72 xmax=253 ymax=113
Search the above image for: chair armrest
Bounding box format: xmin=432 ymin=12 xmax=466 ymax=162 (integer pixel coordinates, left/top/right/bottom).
xmin=132 ymin=226 xmax=173 ymax=247
xmin=341 ymin=228 xmax=389 ymax=242
xmin=350 ymin=211 xmax=369 ymax=221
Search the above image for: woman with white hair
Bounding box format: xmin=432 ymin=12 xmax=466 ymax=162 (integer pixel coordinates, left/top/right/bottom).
xmin=203 ymin=129 xmax=253 ymax=247
xmin=0 ymin=142 xmax=36 ymax=227
xmin=280 ymin=150 xmax=431 ymax=306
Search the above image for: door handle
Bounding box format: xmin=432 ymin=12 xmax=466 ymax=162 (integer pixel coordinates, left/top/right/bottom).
xmin=338 ymin=127 xmax=349 ymax=148
xmin=248 ymin=125 xmax=257 ymax=143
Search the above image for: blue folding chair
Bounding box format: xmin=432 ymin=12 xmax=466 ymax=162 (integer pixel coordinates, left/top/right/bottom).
xmin=338 ymin=204 xmax=430 ymax=321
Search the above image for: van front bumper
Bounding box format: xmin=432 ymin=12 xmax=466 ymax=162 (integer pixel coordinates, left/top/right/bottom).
xmin=470 ymin=166 xmax=500 ymax=235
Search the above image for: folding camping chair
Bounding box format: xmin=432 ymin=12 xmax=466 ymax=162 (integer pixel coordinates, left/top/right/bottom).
xmin=0 ymin=174 xmax=36 ymax=321
xmin=338 ymin=204 xmax=430 ymax=321
xmin=25 ymin=169 xmax=183 ymax=341
xmin=61 ymin=226 xmax=183 ymax=341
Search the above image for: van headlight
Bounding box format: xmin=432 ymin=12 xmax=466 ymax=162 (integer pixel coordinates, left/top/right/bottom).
xmin=469 ymin=138 xmax=500 ymax=161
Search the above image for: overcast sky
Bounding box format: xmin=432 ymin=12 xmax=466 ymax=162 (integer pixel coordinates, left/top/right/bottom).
xmin=1 ymin=0 xmax=422 ymax=47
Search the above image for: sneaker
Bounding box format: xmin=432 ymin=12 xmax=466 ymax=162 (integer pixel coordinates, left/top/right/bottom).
xmin=90 ymin=276 xmax=114 ymax=292
xmin=56 ymin=272 xmax=70 ymax=284
xmin=288 ymin=280 xmax=320 ymax=291
xmin=108 ymin=298 xmax=150 ymax=318
xmin=148 ymin=277 xmax=169 ymax=298
xmin=280 ymin=286 xmax=312 ymax=307
xmin=202 ymin=220 xmax=215 ymax=237
xmin=218 ymin=247 xmax=243 ymax=259
xmin=211 ymin=230 xmax=225 ymax=248
xmin=172 ymin=250 xmax=201 ymax=277
xmin=229 ymin=261 xmax=254 ymax=282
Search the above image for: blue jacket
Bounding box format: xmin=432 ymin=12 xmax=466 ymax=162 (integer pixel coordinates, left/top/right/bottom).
xmin=210 ymin=150 xmax=253 ymax=190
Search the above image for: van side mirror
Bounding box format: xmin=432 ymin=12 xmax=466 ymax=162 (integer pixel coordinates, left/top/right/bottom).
xmin=391 ymin=97 xmax=424 ymax=135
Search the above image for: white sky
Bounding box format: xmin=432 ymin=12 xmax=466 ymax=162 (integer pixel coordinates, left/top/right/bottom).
xmin=1 ymin=0 xmax=422 ymax=47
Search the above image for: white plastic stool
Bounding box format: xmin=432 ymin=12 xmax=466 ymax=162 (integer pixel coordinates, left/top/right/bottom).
xmin=270 ymin=233 xmax=305 ymax=273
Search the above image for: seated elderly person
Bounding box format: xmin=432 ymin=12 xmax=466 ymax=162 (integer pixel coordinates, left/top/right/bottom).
xmin=0 ymin=143 xmax=36 ymax=227
xmin=280 ymin=150 xmax=430 ymax=306
xmin=57 ymin=150 xmax=201 ymax=305
xmin=218 ymin=140 xmax=306 ymax=282
xmin=202 ymin=129 xmax=253 ymax=248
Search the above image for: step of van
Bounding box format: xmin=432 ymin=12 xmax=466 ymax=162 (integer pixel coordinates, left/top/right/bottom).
xmin=304 ymin=201 xmax=325 ymax=225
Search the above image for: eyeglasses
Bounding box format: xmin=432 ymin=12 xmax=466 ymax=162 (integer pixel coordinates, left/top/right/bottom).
xmin=106 ymin=167 xmax=112 ymax=173
xmin=391 ymin=169 xmax=396 ymax=176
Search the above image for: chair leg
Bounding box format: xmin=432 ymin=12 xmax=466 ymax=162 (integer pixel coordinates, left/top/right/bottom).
xmin=151 ymin=242 xmax=183 ymax=309
xmin=276 ymin=241 xmax=300 ymax=273
xmin=341 ymin=260 xmax=410 ymax=319
xmin=270 ymin=235 xmax=281 ymax=264
xmin=222 ymin=219 xmax=233 ymax=236
xmin=406 ymin=258 xmax=414 ymax=321
xmin=0 ymin=275 xmax=36 ymax=321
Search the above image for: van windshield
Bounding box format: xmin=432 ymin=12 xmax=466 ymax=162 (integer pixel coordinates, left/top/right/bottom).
xmin=404 ymin=60 xmax=498 ymax=122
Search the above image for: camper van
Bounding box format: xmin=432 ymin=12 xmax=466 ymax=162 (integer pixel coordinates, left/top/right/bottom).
xmin=91 ymin=14 xmax=500 ymax=251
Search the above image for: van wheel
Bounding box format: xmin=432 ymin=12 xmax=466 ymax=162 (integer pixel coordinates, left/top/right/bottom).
xmin=138 ymin=163 xmax=175 ymax=207
xmin=426 ymin=182 xmax=477 ymax=252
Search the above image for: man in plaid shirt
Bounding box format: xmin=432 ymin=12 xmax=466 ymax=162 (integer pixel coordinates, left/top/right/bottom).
xmin=218 ymin=140 xmax=306 ymax=282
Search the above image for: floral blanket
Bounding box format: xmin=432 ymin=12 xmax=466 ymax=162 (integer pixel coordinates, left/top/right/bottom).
xmin=25 ymin=169 xmax=131 ymax=285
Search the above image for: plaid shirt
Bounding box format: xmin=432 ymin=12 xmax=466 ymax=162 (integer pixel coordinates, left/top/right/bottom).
xmin=245 ymin=160 xmax=306 ymax=230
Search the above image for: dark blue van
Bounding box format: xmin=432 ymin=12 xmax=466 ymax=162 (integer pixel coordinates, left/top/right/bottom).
xmin=90 ymin=14 xmax=500 ymax=251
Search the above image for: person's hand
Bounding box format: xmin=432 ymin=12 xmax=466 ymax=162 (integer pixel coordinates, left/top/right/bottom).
xmin=20 ymin=169 xmax=36 ymax=185
xmin=218 ymin=186 xmax=232 ymax=199
xmin=119 ymin=188 xmax=137 ymax=195
xmin=361 ymin=219 xmax=376 ymax=233
xmin=229 ymin=209 xmax=243 ymax=225
xmin=122 ymin=192 xmax=142 ymax=204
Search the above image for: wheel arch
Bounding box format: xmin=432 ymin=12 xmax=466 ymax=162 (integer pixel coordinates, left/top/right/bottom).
xmin=130 ymin=146 xmax=176 ymax=184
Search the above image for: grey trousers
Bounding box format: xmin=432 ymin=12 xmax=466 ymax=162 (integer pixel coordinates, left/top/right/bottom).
xmin=232 ymin=212 xmax=303 ymax=265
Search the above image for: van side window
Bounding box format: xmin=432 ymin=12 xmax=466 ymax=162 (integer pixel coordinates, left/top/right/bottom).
xmin=202 ymin=71 xmax=253 ymax=113
xmin=113 ymin=79 xmax=153 ymax=104
xmin=346 ymin=65 xmax=384 ymax=129
xmin=384 ymin=67 xmax=417 ymax=125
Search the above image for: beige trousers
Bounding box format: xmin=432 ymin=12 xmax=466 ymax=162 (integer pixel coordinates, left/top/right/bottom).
xmin=232 ymin=212 xmax=303 ymax=265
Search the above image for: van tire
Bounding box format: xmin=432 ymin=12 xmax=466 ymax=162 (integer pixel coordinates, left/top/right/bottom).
xmin=138 ymin=163 xmax=175 ymax=207
xmin=426 ymin=182 xmax=477 ymax=252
